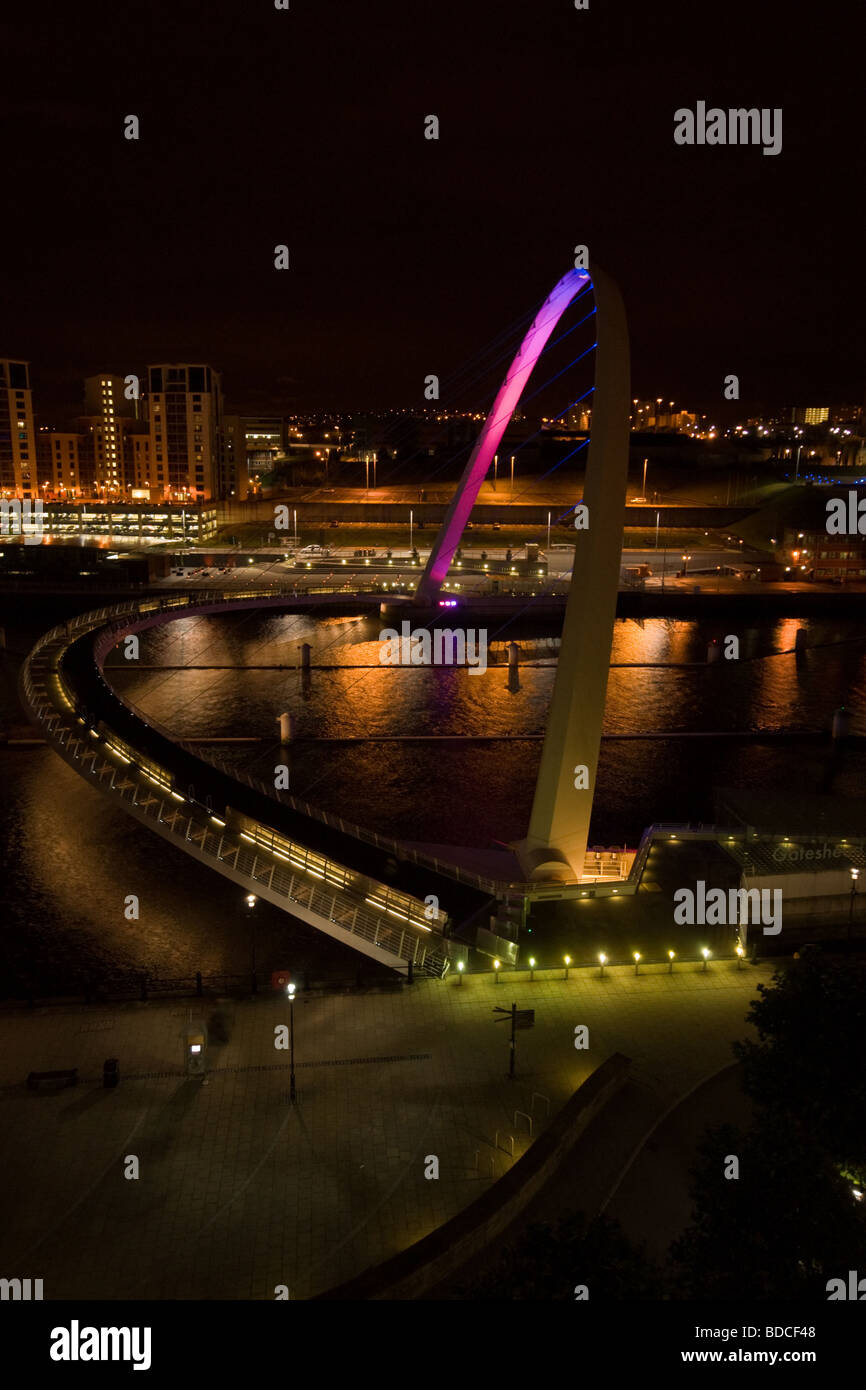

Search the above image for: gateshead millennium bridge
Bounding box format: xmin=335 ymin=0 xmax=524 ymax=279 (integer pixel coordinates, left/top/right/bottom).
xmin=20 ymin=265 xmax=641 ymax=970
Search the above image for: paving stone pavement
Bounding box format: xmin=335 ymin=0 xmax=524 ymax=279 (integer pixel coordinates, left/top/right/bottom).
xmin=0 ymin=960 xmax=774 ymax=1299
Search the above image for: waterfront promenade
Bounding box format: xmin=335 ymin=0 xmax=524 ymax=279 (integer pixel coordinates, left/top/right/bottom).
xmin=0 ymin=960 xmax=775 ymax=1299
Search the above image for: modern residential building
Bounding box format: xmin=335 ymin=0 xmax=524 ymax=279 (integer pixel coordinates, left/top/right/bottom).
xmin=79 ymin=373 xmax=141 ymax=496
xmin=147 ymin=364 xmax=223 ymax=500
xmin=35 ymin=429 xmax=93 ymax=497
xmin=126 ymin=423 xmax=155 ymax=495
xmin=0 ymin=359 xmax=37 ymax=499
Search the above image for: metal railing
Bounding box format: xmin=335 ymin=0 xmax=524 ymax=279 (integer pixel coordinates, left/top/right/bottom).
xmin=21 ymin=622 xmax=449 ymax=977
xmin=23 ymin=593 xmax=638 ymax=903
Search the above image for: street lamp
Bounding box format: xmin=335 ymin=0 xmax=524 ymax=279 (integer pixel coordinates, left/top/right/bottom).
xmin=668 ymin=949 xmax=675 ymax=974
xmin=493 ymin=958 xmax=501 ymax=983
xmin=457 ymin=960 xmax=465 ymax=986
xmin=598 ymin=952 xmax=607 ymax=978
xmin=245 ymin=894 xmax=257 ymax=993
xmin=564 ymin=954 xmax=571 ymax=980
xmin=633 ymin=951 xmax=641 ymax=976
xmin=286 ymin=981 xmax=297 ymax=1102
xmin=849 ymin=868 xmax=860 ymax=940
xmin=528 ymin=956 xmax=536 ymax=982
xmin=702 ymin=947 xmax=711 ymax=972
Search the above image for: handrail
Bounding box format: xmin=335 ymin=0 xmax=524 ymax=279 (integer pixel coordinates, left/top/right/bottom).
xmin=24 ymin=594 xmax=642 ymax=900
xmin=20 ymin=628 xmax=450 ymax=977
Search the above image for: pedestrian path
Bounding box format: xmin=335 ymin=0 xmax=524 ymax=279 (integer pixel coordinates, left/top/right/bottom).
xmin=0 ymin=961 xmax=774 ymax=1299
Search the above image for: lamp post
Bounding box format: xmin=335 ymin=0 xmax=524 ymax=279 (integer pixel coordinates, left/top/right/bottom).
xmin=409 ymin=508 xmax=414 ymax=552
xmin=493 ymin=958 xmax=501 ymax=984
xmin=546 ymin=510 xmax=551 ymax=551
xmin=668 ymin=949 xmax=675 ymax=974
xmin=286 ymin=981 xmax=297 ymax=1102
xmin=457 ymin=960 xmax=465 ymax=986
xmin=633 ymin=951 xmax=641 ymax=976
xmin=564 ymin=954 xmax=571 ymax=980
xmin=736 ymin=943 xmax=745 ymax=970
xmin=245 ymin=894 xmax=257 ymax=993
xmin=849 ymin=868 xmax=860 ymax=940
xmin=642 ymin=457 xmax=648 ymax=496
xmin=702 ymin=947 xmax=710 ymax=972
xmin=510 ymin=455 xmax=515 ymax=494
xmin=599 ymin=952 xmax=607 ymax=979
xmin=528 ymin=956 xmax=536 ymax=982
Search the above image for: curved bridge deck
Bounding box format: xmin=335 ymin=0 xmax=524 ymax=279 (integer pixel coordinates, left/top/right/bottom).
xmin=20 ymin=598 xmax=497 ymax=977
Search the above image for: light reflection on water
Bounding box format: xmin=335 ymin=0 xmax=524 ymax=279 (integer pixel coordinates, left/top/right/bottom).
xmin=3 ymin=609 xmax=864 ymax=986
xmin=107 ymin=611 xmax=866 ymax=844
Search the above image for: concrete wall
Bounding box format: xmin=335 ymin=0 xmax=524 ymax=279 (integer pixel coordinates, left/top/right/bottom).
xmin=316 ymin=1052 xmax=631 ymax=1300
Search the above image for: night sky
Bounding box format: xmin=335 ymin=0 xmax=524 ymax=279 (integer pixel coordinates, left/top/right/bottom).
xmin=1 ymin=0 xmax=862 ymax=419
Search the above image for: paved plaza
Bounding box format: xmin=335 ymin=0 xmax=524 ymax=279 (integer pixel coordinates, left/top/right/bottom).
xmin=0 ymin=959 xmax=775 ymax=1299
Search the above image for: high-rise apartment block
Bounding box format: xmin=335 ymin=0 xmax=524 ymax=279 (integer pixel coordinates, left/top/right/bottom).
xmin=147 ymin=364 xmax=223 ymax=500
xmin=36 ymin=429 xmax=93 ymax=496
xmin=0 ymin=359 xmax=37 ymax=498
xmin=78 ymin=373 xmax=140 ymax=497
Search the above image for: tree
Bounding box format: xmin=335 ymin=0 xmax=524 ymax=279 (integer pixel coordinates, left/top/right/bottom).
xmin=733 ymin=949 xmax=866 ymax=1185
xmin=453 ymin=1213 xmax=661 ymax=1301
xmin=669 ymin=1117 xmax=866 ymax=1300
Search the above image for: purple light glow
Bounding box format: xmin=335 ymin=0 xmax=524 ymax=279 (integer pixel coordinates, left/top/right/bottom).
xmin=418 ymin=268 xmax=593 ymax=599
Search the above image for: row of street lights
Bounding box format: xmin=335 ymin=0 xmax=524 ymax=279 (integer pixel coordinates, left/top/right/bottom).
xmin=481 ymin=945 xmax=747 ymax=981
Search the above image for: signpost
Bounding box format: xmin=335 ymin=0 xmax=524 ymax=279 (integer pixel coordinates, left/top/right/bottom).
xmin=493 ymin=1003 xmax=535 ymax=1079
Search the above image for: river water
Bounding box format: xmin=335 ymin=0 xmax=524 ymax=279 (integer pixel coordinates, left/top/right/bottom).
xmin=2 ymin=601 xmax=865 ymax=991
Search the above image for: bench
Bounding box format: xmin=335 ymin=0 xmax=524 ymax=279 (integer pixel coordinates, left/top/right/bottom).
xmin=27 ymin=1068 xmax=78 ymax=1091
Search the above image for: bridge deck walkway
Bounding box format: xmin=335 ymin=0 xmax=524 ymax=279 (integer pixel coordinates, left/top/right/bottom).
xmin=20 ymin=611 xmax=450 ymax=977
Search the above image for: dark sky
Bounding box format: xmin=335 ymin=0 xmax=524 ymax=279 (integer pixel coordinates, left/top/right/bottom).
xmin=1 ymin=0 xmax=863 ymax=420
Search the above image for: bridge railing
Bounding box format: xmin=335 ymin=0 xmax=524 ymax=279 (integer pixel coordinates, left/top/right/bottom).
xmin=20 ymin=635 xmax=449 ymax=978
xmin=24 ymin=593 xmax=634 ymax=903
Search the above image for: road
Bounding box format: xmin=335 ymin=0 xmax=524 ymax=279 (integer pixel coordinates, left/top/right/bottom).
xmin=154 ymin=542 xmax=760 ymax=593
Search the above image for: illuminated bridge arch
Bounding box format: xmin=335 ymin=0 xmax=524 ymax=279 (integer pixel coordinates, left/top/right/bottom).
xmin=420 ymin=265 xmax=632 ymax=882
xmin=418 ymin=265 xmax=608 ymax=604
